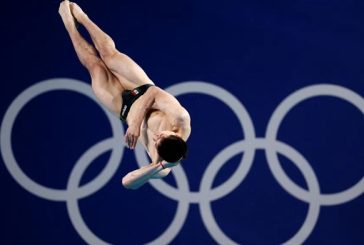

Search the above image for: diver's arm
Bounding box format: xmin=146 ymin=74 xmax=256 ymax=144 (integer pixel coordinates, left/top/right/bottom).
xmin=124 ymin=88 xmax=156 ymax=149
xmin=122 ymin=162 xmax=176 ymax=190
xmin=151 ymin=167 xmax=172 ymax=179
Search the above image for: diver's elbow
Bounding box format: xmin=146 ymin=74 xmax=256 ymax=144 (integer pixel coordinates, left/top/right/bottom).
xmin=122 ymin=176 xmax=140 ymax=190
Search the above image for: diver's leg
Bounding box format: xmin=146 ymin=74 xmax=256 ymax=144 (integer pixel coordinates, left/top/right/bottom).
xmin=59 ymin=0 xmax=99 ymax=70
xmin=70 ymin=2 xmax=154 ymax=89
xmin=59 ymin=0 xmax=123 ymax=115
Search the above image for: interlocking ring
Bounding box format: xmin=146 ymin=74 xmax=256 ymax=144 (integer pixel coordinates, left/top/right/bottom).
xmin=0 ymin=79 xmax=124 ymax=244
xmin=1 ymin=79 xmax=363 ymax=244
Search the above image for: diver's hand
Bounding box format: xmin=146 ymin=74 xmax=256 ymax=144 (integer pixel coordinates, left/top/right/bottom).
xmin=161 ymin=161 xmax=180 ymax=169
xmin=124 ymin=126 xmax=140 ymax=149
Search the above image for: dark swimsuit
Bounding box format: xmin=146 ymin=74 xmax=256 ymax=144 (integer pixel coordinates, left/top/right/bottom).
xmin=119 ymin=84 xmax=154 ymax=122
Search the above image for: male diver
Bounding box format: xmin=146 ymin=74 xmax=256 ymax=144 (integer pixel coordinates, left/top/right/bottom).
xmin=59 ymin=0 xmax=191 ymax=189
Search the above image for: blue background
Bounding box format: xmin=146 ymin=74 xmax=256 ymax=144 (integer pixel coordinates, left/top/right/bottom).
xmin=1 ymin=0 xmax=364 ymax=244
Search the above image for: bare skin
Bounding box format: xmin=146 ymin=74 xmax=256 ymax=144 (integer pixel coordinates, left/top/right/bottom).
xmin=59 ymin=1 xmax=191 ymax=189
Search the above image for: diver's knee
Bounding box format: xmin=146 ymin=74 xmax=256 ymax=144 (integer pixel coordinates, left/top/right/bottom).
xmin=98 ymin=39 xmax=117 ymax=60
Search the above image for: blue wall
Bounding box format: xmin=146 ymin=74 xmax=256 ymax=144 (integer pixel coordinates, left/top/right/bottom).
xmin=1 ymin=0 xmax=364 ymax=244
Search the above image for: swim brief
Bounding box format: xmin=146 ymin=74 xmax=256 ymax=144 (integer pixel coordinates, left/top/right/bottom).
xmin=119 ymin=84 xmax=154 ymax=122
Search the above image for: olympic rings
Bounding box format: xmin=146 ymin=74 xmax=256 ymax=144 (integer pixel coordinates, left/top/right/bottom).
xmin=1 ymin=79 xmax=363 ymax=244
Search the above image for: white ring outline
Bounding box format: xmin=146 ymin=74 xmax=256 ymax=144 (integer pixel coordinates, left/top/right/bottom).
xmin=199 ymin=139 xmax=321 ymax=245
xmin=0 ymin=78 xmax=124 ymax=200
xmin=0 ymin=78 xmax=124 ymax=244
xmin=266 ymin=84 xmax=364 ymax=205
xmin=135 ymin=81 xmax=256 ymax=202
xmin=134 ymin=82 xmax=256 ymax=244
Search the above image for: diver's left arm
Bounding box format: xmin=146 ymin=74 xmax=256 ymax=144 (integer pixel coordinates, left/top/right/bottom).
xmin=122 ymin=162 xmax=177 ymax=190
xmin=124 ymin=88 xmax=156 ymax=149
xmin=151 ymin=166 xmax=172 ymax=179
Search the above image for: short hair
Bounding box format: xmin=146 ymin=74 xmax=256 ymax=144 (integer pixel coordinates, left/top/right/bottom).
xmin=157 ymin=135 xmax=188 ymax=163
